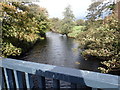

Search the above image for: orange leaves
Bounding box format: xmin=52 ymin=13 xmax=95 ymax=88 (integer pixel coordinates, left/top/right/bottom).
xmin=2 ymin=3 xmax=16 ymax=12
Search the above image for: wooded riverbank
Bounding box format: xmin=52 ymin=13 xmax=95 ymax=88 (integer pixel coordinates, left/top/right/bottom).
xmin=1 ymin=2 xmax=50 ymax=57
xmin=1 ymin=1 xmax=120 ymax=75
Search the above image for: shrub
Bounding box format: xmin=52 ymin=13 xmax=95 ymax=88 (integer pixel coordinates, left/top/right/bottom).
xmin=77 ymin=14 xmax=120 ymax=73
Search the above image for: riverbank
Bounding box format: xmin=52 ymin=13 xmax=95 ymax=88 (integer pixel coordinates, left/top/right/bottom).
xmin=68 ymin=26 xmax=85 ymax=38
xmin=51 ymin=26 xmax=85 ymax=38
xmin=8 ymin=34 xmax=46 ymax=59
xmin=1 ymin=2 xmax=50 ymax=58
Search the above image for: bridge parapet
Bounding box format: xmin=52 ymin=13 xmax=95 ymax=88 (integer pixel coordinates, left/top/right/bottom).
xmin=0 ymin=58 xmax=120 ymax=89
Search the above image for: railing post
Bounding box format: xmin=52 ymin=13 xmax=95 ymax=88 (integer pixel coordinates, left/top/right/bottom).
xmin=38 ymin=76 xmax=46 ymax=90
xmin=3 ymin=68 xmax=10 ymax=89
xmin=13 ymin=70 xmax=19 ymax=89
xmin=25 ymin=73 xmax=30 ymax=89
xmin=0 ymin=67 xmax=2 ymax=90
xmin=53 ymin=79 xmax=60 ymax=90
xmin=71 ymin=83 xmax=77 ymax=90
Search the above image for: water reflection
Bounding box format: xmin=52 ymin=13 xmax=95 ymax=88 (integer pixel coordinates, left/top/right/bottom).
xmin=20 ymin=32 xmax=100 ymax=72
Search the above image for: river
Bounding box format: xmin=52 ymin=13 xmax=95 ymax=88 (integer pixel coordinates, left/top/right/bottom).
xmin=20 ymin=32 xmax=101 ymax=72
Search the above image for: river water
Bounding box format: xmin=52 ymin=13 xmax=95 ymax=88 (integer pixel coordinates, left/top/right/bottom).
xmin=20 ymin=32 xmax=101 ymax=72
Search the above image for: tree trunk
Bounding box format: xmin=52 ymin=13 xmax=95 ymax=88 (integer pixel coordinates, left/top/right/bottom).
xmin=65 ymin=33 xmax=68 ymax=37
xmin=115 ymin=1 xmax=120 ymax=21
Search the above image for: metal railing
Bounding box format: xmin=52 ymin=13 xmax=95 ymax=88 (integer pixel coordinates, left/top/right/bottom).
xmin=0 ymin=58 xmax=120 ymax=90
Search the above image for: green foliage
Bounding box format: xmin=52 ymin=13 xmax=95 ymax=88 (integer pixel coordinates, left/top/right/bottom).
xmin=77 ymin=1 xmax=120 ymax=74
xmin=86 ymin=1 xmax=114 ymax=24
xmin=2 ymin=42 xmax=21 ymax=57
xmin=60 ymin=5 xmax=75 ymax=36
xmin=77 ymin=14 xmax=120 ymax=73
xmin=75 ymin=19 xmax=85 ymax=26
xmin=50 ymin=5 xmax=75 ymax=36
xmin=1 ymin=2 xmax=50 ymax=57
xmin=86 ymin=1 xmax=102 ymax=22
xmin=50 ymin=18 xmax=62 ymax=33
xmin=68 ymin=26 xmax=85 ymax=38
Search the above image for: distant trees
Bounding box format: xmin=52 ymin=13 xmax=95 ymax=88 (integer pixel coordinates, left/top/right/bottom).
xmin=50 ymin=17 xmax=62 ymax=33
xmin=50 ymin=5 xmax=75 ymax=36
xmin=60 ymin=5 xmax=75 ymax=36
xmin=75 ymin=19 xmax=85 ymax=26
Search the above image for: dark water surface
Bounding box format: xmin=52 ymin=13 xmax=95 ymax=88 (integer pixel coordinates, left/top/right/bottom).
xmin=20 ymin=32 xmax=100 ymax=72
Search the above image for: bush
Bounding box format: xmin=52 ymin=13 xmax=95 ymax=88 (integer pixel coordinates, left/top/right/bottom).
xmin=77 ymin=14 xmax=120 ymax=73
xmin=1 ymin=2 xmax=50 ymax=57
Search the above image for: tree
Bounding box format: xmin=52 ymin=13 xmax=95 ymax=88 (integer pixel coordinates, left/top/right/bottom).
xmin=86 ymin=1 xmax=102 ymax=22
xmin=1 ymin=2 xmax=50 ymax=57
xmin=28 ymin=3 xmax=50 ymax=36
xmin=60 ymin=5 xmax=75 ymax=36
xmin=75 ymin=19 xmax=85 ymax=26
xmin=50 ymin=18 xmax=62 ymax=32
xmin=77 ymin=1 xmax=120 ymax=74
xmin=86 ymin=1 xmax=115 ymax=23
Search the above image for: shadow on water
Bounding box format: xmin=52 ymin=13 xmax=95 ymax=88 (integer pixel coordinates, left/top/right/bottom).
xmin=20 ymin=32 xmax=101 ymax=72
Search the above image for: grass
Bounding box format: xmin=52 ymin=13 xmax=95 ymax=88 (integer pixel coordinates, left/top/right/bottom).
xmin=68 ymin=26 xmax=85 ymax=38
